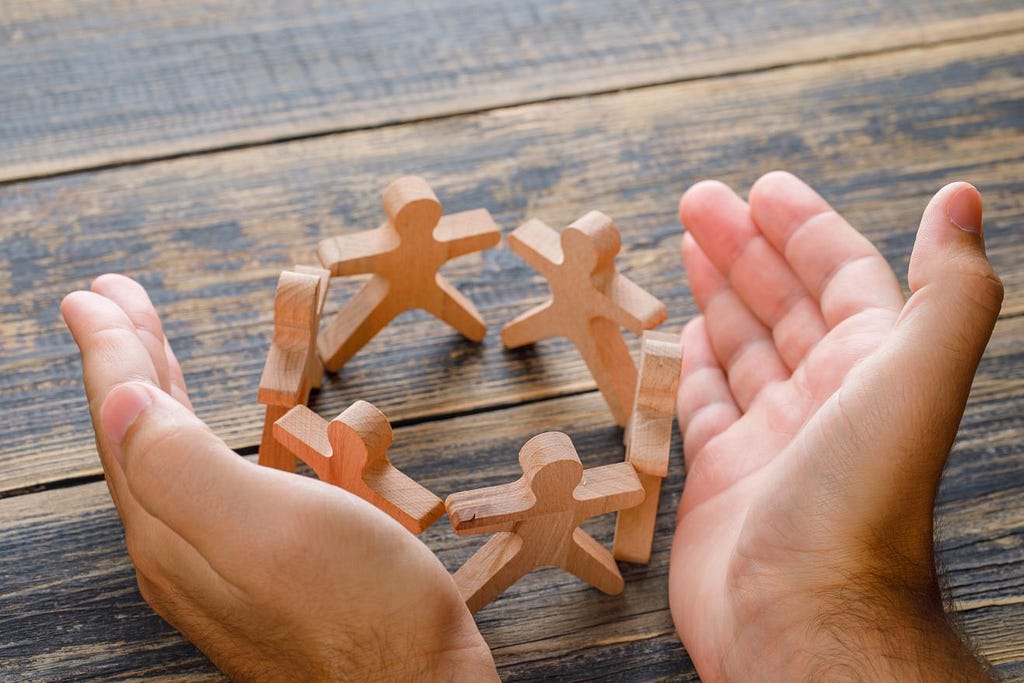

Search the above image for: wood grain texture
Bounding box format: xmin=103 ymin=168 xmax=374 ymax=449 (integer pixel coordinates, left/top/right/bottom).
xmin=2 ymin=1 xmax=1023 ymax=182
xmin=1 ymin=391 xmax=1021 ymax=680
xmin=1 ymin=34 xmax=1023 ymax=495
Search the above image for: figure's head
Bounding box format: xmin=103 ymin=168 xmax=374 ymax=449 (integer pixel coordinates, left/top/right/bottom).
xmin=560 ymin=211 xmax=621 ymax=274
xmin=518 ymin=432 xmax=584 ymax=510
xmin=328 ymin=400 xmax=395 ymax=463
xmin=382 ymin=176 xmax=443 ymax=235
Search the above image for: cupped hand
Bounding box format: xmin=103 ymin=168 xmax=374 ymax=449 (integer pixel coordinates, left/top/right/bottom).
xmin=62 ymin=275 xmax=497 ymax=682
xmin=670 ymin=172 xmax=1000 ymax=680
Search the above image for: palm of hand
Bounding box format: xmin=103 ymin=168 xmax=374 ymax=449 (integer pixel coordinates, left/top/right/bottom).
xmin=61 ymin=275 xmax=494 ymax=681
xmin=666 ymin=172 xmax=996 ymax=679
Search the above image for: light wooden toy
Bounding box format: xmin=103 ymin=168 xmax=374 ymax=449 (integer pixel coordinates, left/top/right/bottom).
xmin=257 ymin=267 xmax=331 ymax=472
xmin=501 ymin=211 xmax=668 ymax=427
xmin=273 ymin=401 xmax=444 ymax=534
xmin=316 ymin=176 xmax=501 ymax=372
xmin=445 ymin=431 xmax=645 ymax=613
xmin=612 ymin=330 xmax=682 ymax=564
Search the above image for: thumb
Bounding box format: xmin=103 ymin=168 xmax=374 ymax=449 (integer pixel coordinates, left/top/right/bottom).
xmin=843 ymin=183 xmax=1002 ymax=512
xmin=99 ymin=381 xmax=291 ymax=572
xmin=900 ymin=182 xmax=1003 ymax=386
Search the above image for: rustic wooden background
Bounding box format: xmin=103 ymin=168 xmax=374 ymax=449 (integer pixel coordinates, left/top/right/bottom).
xmin=1 ymin=1 xmax=1022 ymax=680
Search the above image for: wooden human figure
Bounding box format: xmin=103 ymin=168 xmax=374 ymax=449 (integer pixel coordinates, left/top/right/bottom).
xmin=501 ymin=212 xmax=667 ymax=426
xmin=446 ymin=431 xmax=645 ymax=613
xmin=273 ymin=400 xmax=445 ymax=534
xmin=612 ymin=330 xmax=682 ymax=564
xmin=317 ymin=176 xmax=501 ymax=372
xmin=257 ymin=267 xmax=331 ymax=472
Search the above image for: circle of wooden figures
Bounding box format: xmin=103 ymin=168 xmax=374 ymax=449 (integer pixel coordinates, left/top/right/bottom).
xmin=255 ymin=177 xmax=681 ymax=613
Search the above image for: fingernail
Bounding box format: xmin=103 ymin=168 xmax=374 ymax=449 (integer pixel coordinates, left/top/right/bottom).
xmin=946 ymin=186 xmax=983 ymax=236
xmin=100 ymin=383 xmax=153 ymax=465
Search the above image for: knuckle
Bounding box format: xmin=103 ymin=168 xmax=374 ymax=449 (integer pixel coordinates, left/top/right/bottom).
xmin=955 ymin=260 xmax=1004 ymax=315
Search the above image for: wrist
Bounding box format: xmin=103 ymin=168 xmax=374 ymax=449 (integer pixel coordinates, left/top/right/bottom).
xmin=721 ymin=577 xmax=992 ymax=682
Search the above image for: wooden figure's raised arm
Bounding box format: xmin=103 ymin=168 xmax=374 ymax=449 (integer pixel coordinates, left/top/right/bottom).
xmin=434 ymin=209 xmax=502 ymax=259
xmin=445 ymin=481 xmax=533 ymax=535
xmin=573 ymin=462 xmax=645 ymax=521
xmin=273 ymin=404 xmax=333 ymax=471
xmin=598 ymin=274 xmax=668 ymax=334
xmin=317 ymin=226 xmax=400 ymax=276
xmin=506 ymin=218 xmax=563 ymax=278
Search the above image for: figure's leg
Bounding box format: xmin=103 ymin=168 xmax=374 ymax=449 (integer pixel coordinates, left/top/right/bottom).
xmin=612 ymin=472 xmax=662 ymax=564
xmin=573 ymin=318 xmax=637 ymax=427
xmin=318 ymin=276 xmax=397 ymax=372
xmin=562 ymin=527 xmax=625 ymax=595
xmin=453 ymin=533 xmax=530 ymax=613
xmin=258 ymin=404 xmax=295 ymax=472
xmin=421 ymin=274 xmax=488 ymax=341
xmin=500 ymin=300 xmax=557 ymax=348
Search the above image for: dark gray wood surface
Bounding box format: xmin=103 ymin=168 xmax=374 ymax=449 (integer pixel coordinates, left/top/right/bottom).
xmin=1 ymin=0 xmax=1023 ymax=181
xmin=1 ymin=2 xmax=1022 ymax=681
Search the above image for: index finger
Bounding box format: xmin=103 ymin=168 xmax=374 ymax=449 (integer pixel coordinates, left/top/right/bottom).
xmin=61 ymin=289 xmax=164 ymax=416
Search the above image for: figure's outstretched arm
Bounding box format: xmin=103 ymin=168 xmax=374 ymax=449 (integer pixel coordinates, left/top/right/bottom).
xmin=434 ymin=209 xmax=501 ymax=259
xmin=318 ymin=226 xmax=399 ymax=276
xmin=599 ymin=274 xmax=668 ymax=334
xmin=507 ymin=218 xmax=562 ymax=278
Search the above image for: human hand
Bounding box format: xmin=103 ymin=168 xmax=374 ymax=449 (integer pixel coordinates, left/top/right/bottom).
xmin=670 ymin=172 xmax=1000 ymax=681
xmin=61 ymin=275 xmax=497 ymax=682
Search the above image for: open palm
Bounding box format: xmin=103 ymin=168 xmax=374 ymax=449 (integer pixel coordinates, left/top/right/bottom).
xmin=669 ymin=172 xmax=1001 ymax=680
xmin=62 ymin=275 xmax=496 ymax=681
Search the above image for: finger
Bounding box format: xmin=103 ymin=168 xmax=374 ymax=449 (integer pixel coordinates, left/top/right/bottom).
xmin=748 ymin=171 xmax=904 ymax=328
xmin=61 ymin=288 xmax=166 ymax=518
xmin=679 ymin=180 xmax=827 ymax=370
xmin=100 ymin=381 xmax=387 ymax=590
xmin=682 ymin=233 xmax=789 ymax=410
xmin=90 ymin=274 xmax=172 ymax=394
xmin=895 ymin=182 xmax=1002 ymax=460
xmin=61 ymin=290 xmax=164 ymax=412
xmin=676 ymin=316 xmax=741 ymax=470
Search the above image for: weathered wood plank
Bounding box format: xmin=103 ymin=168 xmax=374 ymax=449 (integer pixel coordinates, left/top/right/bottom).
xmin=1 ymin=390 xmax=1021 ymax=680
xmin=1 ymin=1 xmax=1024 ymax=181
xmin=1 ymin=34 xmax=1022 ymax=493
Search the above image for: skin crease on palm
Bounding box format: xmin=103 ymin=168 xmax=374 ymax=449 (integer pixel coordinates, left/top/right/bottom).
xmin=60 ymin=171 xmax=1001 ymax=681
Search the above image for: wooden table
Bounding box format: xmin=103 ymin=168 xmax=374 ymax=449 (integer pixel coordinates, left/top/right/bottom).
xmin=2 ymin=2 xmax=1023 ymax=680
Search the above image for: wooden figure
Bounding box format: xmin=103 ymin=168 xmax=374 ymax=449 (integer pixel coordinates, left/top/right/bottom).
xmin=446 ymin=431 xmax=645 ymax=613
xmin=257 ymin=267 xmax=331 ymax=472
xmin=273 ymin=401 xmax=445 ymax=534
xmin=317 ymin=176 xmax=501 ymax=372
xmin=612 ymin=330 xmax=682 ymax=564
xmin=501 ymin=211 xmax=667 ymax=426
